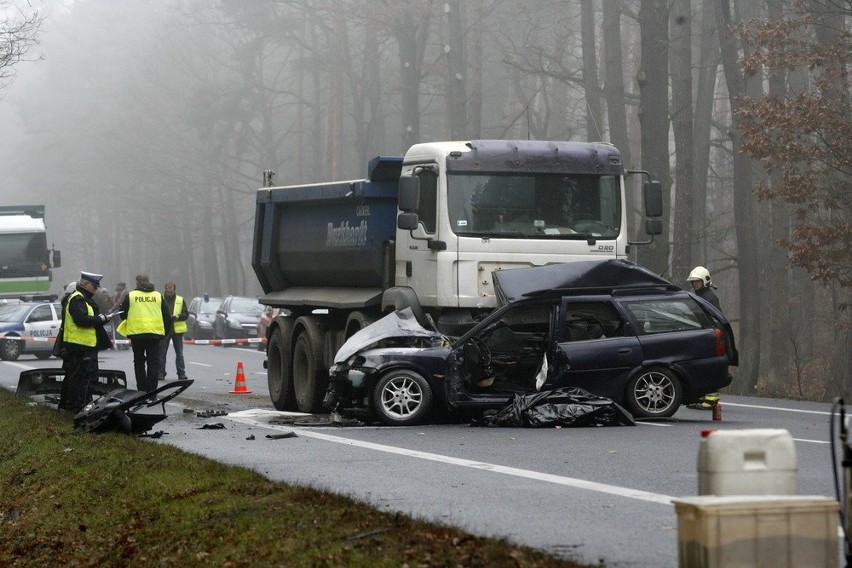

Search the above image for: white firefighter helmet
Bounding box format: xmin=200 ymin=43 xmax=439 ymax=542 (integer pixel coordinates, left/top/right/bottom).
xmin=687 ymin=266 xmax=712 ymax=286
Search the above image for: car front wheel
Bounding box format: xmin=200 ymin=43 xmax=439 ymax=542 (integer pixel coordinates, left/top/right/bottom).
xmin=1 ymin=337 xmax=23 ymax=361
xmin=371 ymin=369 xmax=433 ymax=426
xmin=624 ymin=366 xmax=682 ymax=419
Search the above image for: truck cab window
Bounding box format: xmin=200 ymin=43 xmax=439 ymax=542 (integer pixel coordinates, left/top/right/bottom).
xmin=417 ymin=170 xmax=437 ymax=233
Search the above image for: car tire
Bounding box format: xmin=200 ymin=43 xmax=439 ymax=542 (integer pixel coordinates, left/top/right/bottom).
xmin=292 ymin=323 xmax=327 ymax=413
xmin=1 ymin=337 xmax=22 ymax=361
xmin=624 ymin=366 xmax=682 ymax=419
xmin=35 ymin=351 xmax=53 ymax=360
xmin=267 ymin=324 xmax=296 ymax=411
xmin=371 ymin=369 xmax=433 ymax=426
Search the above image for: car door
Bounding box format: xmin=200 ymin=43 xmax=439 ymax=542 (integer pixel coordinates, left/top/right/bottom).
xmin=214 ymin=298 xmax=230 ymax=338
xmin=25 ymin=304 xmax=60 ymax=351
xmin=618 ymin=295 xmax=723 ymax=374
xmin=549 ymin=297 xmax=642 ymax=401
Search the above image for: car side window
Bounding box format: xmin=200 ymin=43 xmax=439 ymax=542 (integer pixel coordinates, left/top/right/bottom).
xmin=622 ymin=298 xmax=706 ymax=334
xmin=562 ymin=301 xmax=624 ymax=341
xmin=28 ymin=305 xmax=53 ymax=323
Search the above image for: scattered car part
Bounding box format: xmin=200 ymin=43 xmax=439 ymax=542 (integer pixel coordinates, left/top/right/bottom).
xmin=73 ymin=380 xmax=193 ymax=434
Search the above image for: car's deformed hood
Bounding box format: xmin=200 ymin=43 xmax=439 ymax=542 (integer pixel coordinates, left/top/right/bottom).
xmin=493 ymin=259 xmax=677 ymax=304
xmin=333 ymin=308 xmax=442 ymax=364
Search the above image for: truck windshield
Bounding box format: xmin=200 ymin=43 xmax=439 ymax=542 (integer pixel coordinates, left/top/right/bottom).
xmin=0 ymin=233 xmax=49 ymax=274
xmin=446 ymin=173 xmax=621 ymax=239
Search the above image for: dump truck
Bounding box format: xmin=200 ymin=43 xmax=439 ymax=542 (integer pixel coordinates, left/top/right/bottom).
xmin=252 ymin=139 xmax=662 ymax=412
xmin=0 ymin=205 xmax=61 ymax=299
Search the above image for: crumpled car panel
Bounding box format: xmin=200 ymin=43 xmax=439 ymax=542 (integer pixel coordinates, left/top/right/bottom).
xmin=493 ymin=259 xmax=678 ymax=304
xmin=334 ymin=307 xmax=443 ymax=365
xmin=73 ymin=380 xmax=193 ymax=434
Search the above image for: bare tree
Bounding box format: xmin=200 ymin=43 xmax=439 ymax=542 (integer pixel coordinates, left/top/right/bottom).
xmin=637 ymin=0 xmax=671 ymax=274
xmin=716 ymin=0 xmax=762 ymax=394
xmin=0 ymin=1 xmax=43 ymax=93
xmin=580 ymin=0 xmax=603 ymax=140
xmin=669 ymin=0 xmax=695 ymax=282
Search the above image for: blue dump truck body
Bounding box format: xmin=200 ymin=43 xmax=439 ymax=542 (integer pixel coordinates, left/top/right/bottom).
xmin=252 ymin=156 xmax=401 ymax=298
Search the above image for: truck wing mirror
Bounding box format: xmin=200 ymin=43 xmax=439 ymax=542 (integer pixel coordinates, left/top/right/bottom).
xmin=398 ymin=176 xmax=420 ymax=212
xmin=645 ymin=217 xmax=663 ymax=236
xmin=397 ymin=212 xmax=419 ymax=231
xmin=643 ymin=181 xmax=663 ymax=218
xmin=52 ymin=249 xmax=61 ymax=268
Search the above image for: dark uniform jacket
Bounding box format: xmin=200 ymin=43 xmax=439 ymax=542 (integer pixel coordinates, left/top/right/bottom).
xmin=65 ymin=285 xmax=112 ymax=351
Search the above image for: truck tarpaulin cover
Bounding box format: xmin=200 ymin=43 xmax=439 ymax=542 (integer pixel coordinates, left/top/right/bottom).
xmin=493 ymin=259 xmax=677 ymax=304
xmin=473 ymin=387 xmax=636 ymax=428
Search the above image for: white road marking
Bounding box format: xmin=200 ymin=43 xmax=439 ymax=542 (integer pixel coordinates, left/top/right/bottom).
xmin=792 ymin=438 xmax=830 ymax=444
xmin=225 ymin=410 xmax=673 ymax=505
xmin=722 ymin=401 xmax=831 ymax=416
xmin=636 ymin=420 xmax=671 ymax=427
xmin=189 ymin=362 xmax=213 ymax=367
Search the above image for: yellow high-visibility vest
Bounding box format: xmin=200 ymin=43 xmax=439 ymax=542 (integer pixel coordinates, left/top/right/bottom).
xmin=172 ymin=295 xmax=187 ymax=334
xmin=124 ymin=290 xmax=165 ymax=336
xmin=64 ymin=291 xmax=97 ymax=347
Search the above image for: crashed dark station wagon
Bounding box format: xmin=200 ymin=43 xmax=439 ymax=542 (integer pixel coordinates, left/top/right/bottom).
xmin=324 ymin=260 xmax=738 ymax=425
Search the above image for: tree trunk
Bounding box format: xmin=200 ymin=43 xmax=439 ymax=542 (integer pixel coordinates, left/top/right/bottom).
xmin=581 ymin=0 xmax=603 ymax=140
xmin=445 ymin=0 xmax=468 ymax=139
xmin=637 ymin=0 xmax=671 ymax=274
xmin=602 ymin=0 xmax=630 ymax=165
xmin=715 ymin=0 xmax=761 ymax=394
xmin=692 ymin=0 xmax=720 ymax=265
xmin=669 ymin=0 xmax=695 ymax=283
xmin=765 ymin=0 xmax=792 ymax=392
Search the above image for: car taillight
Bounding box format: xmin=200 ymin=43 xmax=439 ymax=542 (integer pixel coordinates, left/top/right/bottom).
xmin=714 ymin=328 xmax=726 ymax=356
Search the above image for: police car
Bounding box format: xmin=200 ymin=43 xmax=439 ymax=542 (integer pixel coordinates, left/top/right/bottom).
xmin=0 ymin=300 xmax=62 ymax=361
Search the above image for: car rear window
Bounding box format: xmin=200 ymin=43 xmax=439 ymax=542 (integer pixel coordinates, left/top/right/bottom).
xmin=621 ymin=297 xmax=707 ymax=335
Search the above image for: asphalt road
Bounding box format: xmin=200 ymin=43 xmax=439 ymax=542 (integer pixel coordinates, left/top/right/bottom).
xmin=0 ymin=344 xmax=844 ymax=568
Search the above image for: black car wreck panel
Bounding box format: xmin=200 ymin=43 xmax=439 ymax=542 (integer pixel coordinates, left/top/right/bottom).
xmin=326 ymin=261 xmax=738 ymax=426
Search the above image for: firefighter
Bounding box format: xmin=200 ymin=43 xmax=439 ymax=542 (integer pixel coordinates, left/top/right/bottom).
xmin=687 ymin=266 xmax=722 ymax=409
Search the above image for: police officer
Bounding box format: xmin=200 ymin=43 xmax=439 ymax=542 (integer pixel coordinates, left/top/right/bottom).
xmin=159 ymin=281 xmax=189 ymax=381
xmin=58 ymin=271 xmax=113 ymax=413
xmin=119 ymin=273 xmax=171 ymax=392
xmin=687 ymin=266 xmax=722 ymax=409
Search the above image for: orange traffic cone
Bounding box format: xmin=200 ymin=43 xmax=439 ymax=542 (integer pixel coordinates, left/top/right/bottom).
xmin=229 ymin=361 xmax=252 ymax=394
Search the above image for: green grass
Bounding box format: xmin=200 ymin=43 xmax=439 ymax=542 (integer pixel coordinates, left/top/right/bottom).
xmin=0 ymin=390 xmax=599 ymax=567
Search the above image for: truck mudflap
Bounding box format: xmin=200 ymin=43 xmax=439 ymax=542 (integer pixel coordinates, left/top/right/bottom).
xmin=73 ymin=380 xmax=194 ymax=434
xmin=16 ymin=368 xmax=127 ymax=400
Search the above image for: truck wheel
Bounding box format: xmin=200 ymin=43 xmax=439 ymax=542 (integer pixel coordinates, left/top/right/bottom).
xmin=292 ymin=324 xmax=327 ymax=413
xmin=267 ymin=324 xmax=295 ymax=411
xmin=371 ymin=369 xmax=433 ymax=426
xmin=1 ymin=337 xmax=22 ymax=361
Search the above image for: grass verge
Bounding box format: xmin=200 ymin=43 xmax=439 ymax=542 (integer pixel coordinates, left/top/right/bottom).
xmin=0 ymin=390 xmax=598 ymax=567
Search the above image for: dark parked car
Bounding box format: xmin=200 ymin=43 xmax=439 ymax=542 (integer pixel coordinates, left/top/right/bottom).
xmin=325 ymin=260 xmax=738 ymax=426
xmin=0 ymin=300 xmax=62 ymax=361
xmin=186 ymin=296 xmax=223 ymax=340
xmin=213 ymin=296 xmax=264 ymax=342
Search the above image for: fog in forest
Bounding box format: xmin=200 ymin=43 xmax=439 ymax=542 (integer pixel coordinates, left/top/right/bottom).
xmin=1 ymin=0 xmax=850 ymax=399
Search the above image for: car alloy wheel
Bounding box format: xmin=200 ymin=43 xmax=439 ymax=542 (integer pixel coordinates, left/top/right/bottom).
xmin=372 ymin=369 xmax=433 ymax=426
xmin=625 ymin=366 xmax=682 ymax=419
